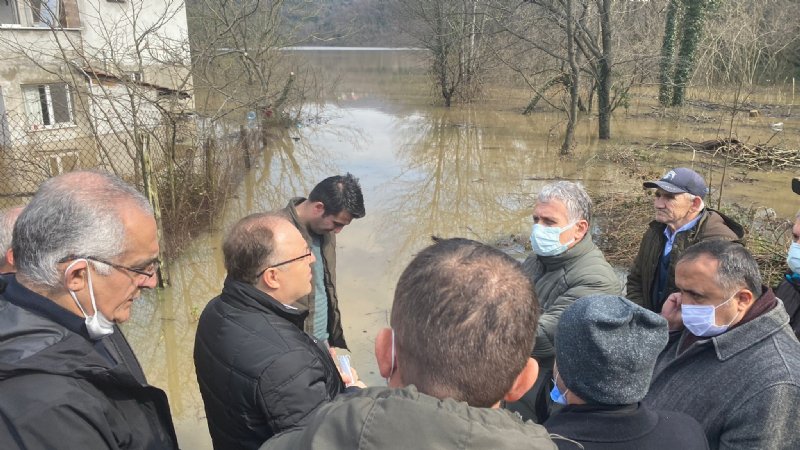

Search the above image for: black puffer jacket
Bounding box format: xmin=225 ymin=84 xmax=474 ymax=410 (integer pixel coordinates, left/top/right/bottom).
xmin=194 ymin=278 xmax=345 ymax=450
xmin=0 ymin=276 xmax=179 ymax=450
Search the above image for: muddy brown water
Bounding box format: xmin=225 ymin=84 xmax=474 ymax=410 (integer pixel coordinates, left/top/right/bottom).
xmin=121 ymin=49 xmax=800 ymax=448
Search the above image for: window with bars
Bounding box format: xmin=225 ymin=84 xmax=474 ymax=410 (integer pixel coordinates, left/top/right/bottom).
xmin=22 ymin=83 xmax=75 ymax=128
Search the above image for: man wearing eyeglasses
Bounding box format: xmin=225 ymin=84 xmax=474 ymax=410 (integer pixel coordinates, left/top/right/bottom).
xmin=626 ymin=167 xmax=743 ymax=314
xmin=0 ymin=171 xmax=178 ymax=449
xmin=194 ymin=213 xmax=360 ymax=450
xmin=281 ymin=173 xmax=365 ymax=351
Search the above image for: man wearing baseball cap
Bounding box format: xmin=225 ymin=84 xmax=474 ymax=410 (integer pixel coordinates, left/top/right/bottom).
xmin=626 ymin=167 xmax=744 ymax=313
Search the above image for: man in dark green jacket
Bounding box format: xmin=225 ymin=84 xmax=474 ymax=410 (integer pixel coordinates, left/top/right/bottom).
xmin=627 ymin=168 xmax=744 ymax=313
xmin=262 ymin=238 xmax=558 ymax=450
xmin=508 ymin=181 xmax=621 ymax=422
xmin=281 ymin=173 xmax=365 ymax=350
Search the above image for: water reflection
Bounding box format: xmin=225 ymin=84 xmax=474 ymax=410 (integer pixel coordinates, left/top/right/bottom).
xmin=122 ymin=49 xmax=800 ymax=449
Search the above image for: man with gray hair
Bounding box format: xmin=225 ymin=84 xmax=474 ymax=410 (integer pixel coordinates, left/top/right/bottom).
xmin=507 ymin=181 xmax=620 ymax=421
xmin=0 ymin=171 xmax=177 ymax=448
xmin=627 ymin=167 xmax=743 ymax=313
xmin=647 ymin=240 xmax=800 ymax=449
xmin=0 ymin=206 xmax=23 ymax=274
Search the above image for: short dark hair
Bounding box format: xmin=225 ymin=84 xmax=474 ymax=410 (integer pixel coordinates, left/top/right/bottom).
xmin=391 ymin=237 xmax=539 ymax=407
xmin=678 ymin=240 xmax=763 ymax=298
xmin=222 ymin=213 xmax=284 ymax=284
xmin=308 ymin=173 xmax=365 ymax=218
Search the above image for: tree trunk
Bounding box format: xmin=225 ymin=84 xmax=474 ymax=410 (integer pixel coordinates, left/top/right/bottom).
xmin=672 ymin=0 xmax=707 ymax=106
xmin=597 ymin=0 xmax=613 ymax=140
xmin=562 ymin=0 xmax=579 ymax=155
xmin=658 ymin=0 xmax=681 ymax=106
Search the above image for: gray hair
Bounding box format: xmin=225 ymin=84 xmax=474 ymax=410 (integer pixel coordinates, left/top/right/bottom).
xmin=0 ymin=206 xmax=24 ymax=254
xmin=678 ymin=240 xmax=763 ymax=298
xmin=12 ymin=171 xmax=153 ymax=288
xmin=537 ymin=181 xmax=592 ymax=223
xmin=794 ymin=208 xmax=800 ymax=221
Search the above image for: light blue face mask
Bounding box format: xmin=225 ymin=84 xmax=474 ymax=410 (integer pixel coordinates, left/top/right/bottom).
xmin=550 ymin=371 xmax=569 ymax=405
xmin=681 ymin=294 xmax=740 ymax=337
xmin=787 ymin=242 xmax=800 ymax=275
xmin=530 ymin=222 xmax=575 ymax=257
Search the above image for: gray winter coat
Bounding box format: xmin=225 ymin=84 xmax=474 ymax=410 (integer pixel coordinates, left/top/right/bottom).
xmin=261 ymin=386 xmax=557 ymax=450
xmin=522 ymin=234 xmax=621 ymax=368
xmin=644 ymin=294 xmax=800 ymax=450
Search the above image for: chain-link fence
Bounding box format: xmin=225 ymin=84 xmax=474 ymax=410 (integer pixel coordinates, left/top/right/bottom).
xmin=0 ymin=100 xmax=259 ymax=254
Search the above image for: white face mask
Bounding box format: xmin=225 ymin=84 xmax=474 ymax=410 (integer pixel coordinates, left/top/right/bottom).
xmin=787 ymin=242 xmax=800 ymax=275
xmin=65 ymin=259 xmax=115 ymax=340
xmin=681 ymin=293 xmax=740 ymax=337
xmin=529 ymin=222 xmax=576 ymax=257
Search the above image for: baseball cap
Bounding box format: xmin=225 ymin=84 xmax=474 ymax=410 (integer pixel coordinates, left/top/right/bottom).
xmin=643 ymin=167 xmax=708 ymax=199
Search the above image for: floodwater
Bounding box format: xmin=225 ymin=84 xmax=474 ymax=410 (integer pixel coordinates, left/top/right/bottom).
xmin=121 ymin=49 xmax=800 ymax=448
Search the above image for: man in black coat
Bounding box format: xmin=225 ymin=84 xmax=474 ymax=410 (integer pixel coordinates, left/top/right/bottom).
xmin=543 ymin=294 xmax=708 ymax=450
xmin=194 ymin=213 xmax=358 ymax=450
xmin=0 ymin=171 xmax=178 ymax=449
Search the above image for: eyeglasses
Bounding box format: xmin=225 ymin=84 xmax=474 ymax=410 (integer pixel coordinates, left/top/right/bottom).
xmin=60 ymin=255 xmax=159 ymax=279
xmin=256 ymin=251 xmax=312 ymax=278
xmin=86 ymin=256 xmax=160 ymax=279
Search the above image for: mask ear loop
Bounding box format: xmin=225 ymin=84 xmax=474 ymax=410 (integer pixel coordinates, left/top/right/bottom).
xmin=65 ymin=259 xmax=91 ymax=318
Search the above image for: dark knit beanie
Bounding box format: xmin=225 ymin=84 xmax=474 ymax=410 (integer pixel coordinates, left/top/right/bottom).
xmin=555 ymin=295 xmax=668 ymax=405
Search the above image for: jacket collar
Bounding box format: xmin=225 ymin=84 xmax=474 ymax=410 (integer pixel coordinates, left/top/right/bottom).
xmin=545 ymin=403 xmax=658 ymax=442
xmin=536 ymin=232 xmax=595 ymax=269
xmin=220 ymin=277 xmax=308 ymax=328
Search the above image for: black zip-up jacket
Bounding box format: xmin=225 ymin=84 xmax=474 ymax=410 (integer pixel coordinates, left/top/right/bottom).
xmin=194 ymin=278 xmax=345 ymax=450
xmin=0 ymin=276 xmax=179 ymax=449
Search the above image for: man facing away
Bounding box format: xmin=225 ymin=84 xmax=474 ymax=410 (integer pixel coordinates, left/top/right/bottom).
xmin=646 ymin=240 xmax=800 ymax=449
xmin=0 ymin=171 xmax=177 ymax=449
xmin=0 ymin=206 xmax=23 ymax=274
xmin=263 ymin=238 xmax=557 ymax=450
xmin=281 ymin=173 xmax=365 ymax=350
xmin=509 ymin=181 xmax=621 ymax=421
xmin=195 ymin=213 xmax=355 ymax=450
xmin=627 ymin=167 xmax=743 ymax=313
xmin=544 ymin=295 xmax=708 ymax=450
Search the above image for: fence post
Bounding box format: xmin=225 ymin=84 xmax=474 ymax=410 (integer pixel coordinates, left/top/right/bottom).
xmin=139 ymin=133 xmax=169 ymax=287
xmin=204 ymin=136 xmax=215 ymax=195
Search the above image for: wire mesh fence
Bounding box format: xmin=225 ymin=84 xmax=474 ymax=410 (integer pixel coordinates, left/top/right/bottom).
xmin=0 ymin=100 xmax=259 ymax=254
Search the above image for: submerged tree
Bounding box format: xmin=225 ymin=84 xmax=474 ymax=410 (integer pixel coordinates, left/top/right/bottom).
xmin=658 ymin=0 xmax=717 ymax=107
xmin=393 ymin=0 xmax=492 ymax=106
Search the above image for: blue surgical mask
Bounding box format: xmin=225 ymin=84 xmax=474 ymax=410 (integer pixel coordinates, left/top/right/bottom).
xmin=787 ymin=243 xmax=800 ymax=275
xmin=681 ymin=294 xmax=740 ymax=337
xmin=550 ymin=383 xmax=568 ymax=405
xmin=530 ymin=222 xmax=576 ymax=257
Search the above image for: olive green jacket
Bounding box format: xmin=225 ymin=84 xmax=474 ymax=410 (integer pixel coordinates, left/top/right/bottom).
xmin=522 ymin=234 xmax=622 ymax=369
xmin=626 ymin=209 xmax=744 ymax=313
xmin=280 ymin=198 xmax=347 ymax=349
xmin=261 ymin=386 xmax=558 ymax=450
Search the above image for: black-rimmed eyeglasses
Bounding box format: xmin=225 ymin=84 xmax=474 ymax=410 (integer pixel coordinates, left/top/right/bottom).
xmin=256 ymin=252 xmax=312 ymax=278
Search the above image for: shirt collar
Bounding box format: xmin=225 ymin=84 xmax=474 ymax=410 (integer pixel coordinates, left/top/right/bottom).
xmin=663 ymin=213 xmax=702 ymax=241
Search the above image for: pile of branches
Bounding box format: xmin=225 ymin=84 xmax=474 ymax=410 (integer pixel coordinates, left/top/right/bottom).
xmin=659 ymin=139 xmax=800 ymax=170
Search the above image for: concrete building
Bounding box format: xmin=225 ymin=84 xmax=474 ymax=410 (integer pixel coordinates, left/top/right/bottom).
xmin=0 ymin=0 xmax=193 ymax=201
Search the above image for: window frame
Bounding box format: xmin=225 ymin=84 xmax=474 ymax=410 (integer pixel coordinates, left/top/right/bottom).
xmin=22 ymin=82 xmax=76 ymax=130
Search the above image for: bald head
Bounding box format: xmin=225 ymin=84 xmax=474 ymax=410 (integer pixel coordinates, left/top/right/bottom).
xmin=0 ymin=206 xmax=24 ymax=273
xmin=13 ymin=170 xmax=152 ymax=289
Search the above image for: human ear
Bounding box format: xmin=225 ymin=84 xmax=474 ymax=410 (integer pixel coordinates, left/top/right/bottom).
xmin=64 ymin=260 xmax=89 ymax=292
xmin=574 ymin=219 xmax=590 ymax=241
xmin=374 ymin=328 xmax=395 ymax=378
xmin=503 ymin=358 xmax=539 ymax=403
xmin=261 ymin=267 xmax=281 ymax=290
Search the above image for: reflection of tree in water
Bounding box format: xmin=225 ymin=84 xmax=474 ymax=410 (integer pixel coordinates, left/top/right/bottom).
xmin=385 ymin=107 xmax=542 ymax=258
